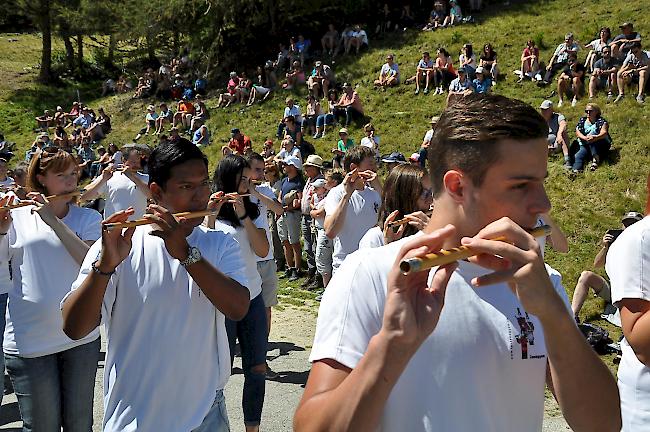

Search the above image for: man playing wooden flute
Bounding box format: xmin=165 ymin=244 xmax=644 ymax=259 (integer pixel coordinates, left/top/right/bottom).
xmin=61 ymin=138 xmax=250 ymax=432
xmin=294 ymin=94 xmax=620 ymax=431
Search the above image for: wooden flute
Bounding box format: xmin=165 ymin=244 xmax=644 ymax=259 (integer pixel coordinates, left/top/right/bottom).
xmin=103 ymin=194 xmax=251 ymax=231
xmin=387 ymin=211 xmax=433 ymax=228
xmin=0 ymin=190 xmax=82 ymax=211
xmin=399 ymin=225 xmax=551 ymax=274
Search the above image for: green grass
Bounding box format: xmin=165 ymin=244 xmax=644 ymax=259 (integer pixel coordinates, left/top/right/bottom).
xmin=1 ymin=0 xmax=649 ymax=370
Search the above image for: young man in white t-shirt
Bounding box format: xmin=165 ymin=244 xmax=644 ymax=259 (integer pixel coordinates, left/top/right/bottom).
xmin=295 ymin=94 xmax=620 ymax=431
xmin=62 ymin=138 xmax=250 ymax=432
xmin=324 ymin=145 xmax=382 ymax=273
xmin=81 ymin=147 xmax=151 ymax=220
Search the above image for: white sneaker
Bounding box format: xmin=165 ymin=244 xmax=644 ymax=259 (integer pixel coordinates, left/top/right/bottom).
xmin=637 ymin=95 xmax=645 ymax=104
xmin=534 ymin=73 xmax=542 ymax=81
xmin=557 ymin=99 xmax=563 ymax=107
xmin=571 ymin=97 xmax=577 ymax=107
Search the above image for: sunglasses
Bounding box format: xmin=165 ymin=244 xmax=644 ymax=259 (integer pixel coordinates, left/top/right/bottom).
xmin=420 ymin=187 xmax=433 ymax=200
xmin=585 ymin=109 xmax=593 ymax=113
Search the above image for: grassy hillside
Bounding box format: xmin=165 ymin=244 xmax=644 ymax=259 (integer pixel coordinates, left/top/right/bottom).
xmin=1 ymin=0 xmax=649 ymax=365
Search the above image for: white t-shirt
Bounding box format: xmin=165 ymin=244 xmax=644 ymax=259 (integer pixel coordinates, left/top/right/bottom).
xmin=213 ymin=220 xmax=262 ymax=300
xmin=606 ymin=216 xmax=650 ymax=431
xmin=0 ymin=192 xmax=13 ymax=295
xmin=313 ymin=194 xmax=326 ymax=229
xmin=111 ymin=151 xmax=123 ymax=165
xmin=311 ymin=236 xmax=570 ymax=432
xmin=276 ymin=146 xmax=301 ymax=161
xmin=3 ymin=205 xmax=102 ymax=357
xmin=360 ymin=136 xmax=380 ymax=159
xmin=0 ymin=177 xmax=14 ymax=188
xmin=359 ymin=225 xmax=384 ymax=249
xmin=99 ymin=171 xmax=149 ymax=220
xmin=250 ymin=185 xmax=277 ymax=262
xmin=324 ymin=184 xmax=381 ymax=271
xmin=66 ymin=225 xmax=248 ymax=432
xmin=423 ymin=128 xmax=434 ymax=145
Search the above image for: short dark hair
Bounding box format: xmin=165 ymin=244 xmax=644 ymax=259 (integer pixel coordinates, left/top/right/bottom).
xmin=213 ymin=154 xmax=260 ymax=227
xmin=246 ymin=152 xmax=265 ymax=164
xmin=343 ymin=146 xmax=375 ymax=172
xmin=428 ymin=94 xmax=547 ymax=197
xmin=148 ymin=138 xmax=208 ymax=188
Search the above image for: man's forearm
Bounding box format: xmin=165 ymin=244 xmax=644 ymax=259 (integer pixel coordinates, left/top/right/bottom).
xmin=542 ymin=309 xmax=621 ymax=431
xmin=62 ymin=270 xmax=110 ymax=340
xmin=324 ymin=194 xmax=351 ymax=239
xmin=186 ymin=259 xmax=249 ymax=320
xmin=80 ymin=176 xmax=107 ymax=201
xmin=294 ymin=333 xmax=411 ymax=432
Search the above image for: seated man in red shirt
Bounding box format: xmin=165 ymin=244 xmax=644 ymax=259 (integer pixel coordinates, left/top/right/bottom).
xmin=228 ymin=128 xmax=252 ymax=155
xmin=173 ymin=97 xmax=196 ymax=131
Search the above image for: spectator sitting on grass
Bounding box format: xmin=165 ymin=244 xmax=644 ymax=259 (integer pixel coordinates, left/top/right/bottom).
xmin=442 ymin=0 xmax=462 ymax=27
xmin=610 ymin=22 xmax=642 ymax=60
xmin=571 ymin=211 xmax=643 ymax=324
xmin=264 ymin=60 xmax=278 ymax=89
xmin=313 ymin=89 xmax=338 ymax=139
xmin=134 ymin=105 xmax=158 ymax=141
xmin=96 ymin=107 xmax=111 ymax=135
xmin=479 ymin=43 xmax=499 ymax=85
xmin=53 ymin=125 xmax=69 ymax=148
xmin=154 ymin=103 xmax=173 ymax=135
xmin=539 ymin=100 xmax=570 ymax=167
xmin=518 ymin=39 xmax=541 ymax=82
xmin=423 ymin=1 xmax=446 ymax=31
xmin=614 ymin=41 xmax=649 ymax=104
xmin=414 ymin=51 xmax=434 ymax=94
xmin=571 ymin=103 xmax=611 ymax=173
xmin=192 ymin=125 xmax=210 ymax=147
xmin=472 ymin=66 xmax=492 ymax=94
xmin=321 ymin=24 xmax=339 ymax=56
xmin=332 ymin=128 xmax=354 ymax=168
xmin=172 ymin=97 xmax=196 ymax=131
xmin=262 ymin=139 xmax=275 ymax=160
xmin=333 ymin=83 xmax=364 ymax=126
xmin=302 ymin=95 xmax=322 ymax=137
xmin=345 ymin=24 xmax=368 ymax=55
xmin=447 ymin=67 xmax=474 ymax=103
xmin=307 ymin=61 xmax=334 ymax=99
xmin=419 ymin=116 xmax=439 ymax=168
xmin=190 ymin=95 xmax=209 ymax=131
xmin=374 ymin=54 xmax=400 ymax=88
xmin=235 ymin=71 xmax=253 ymax=104
xmin=76 ymin=138 xmax=96 ymax=179
xmin=274 ymin=137 xmax=302 ymax=166
xmin=540 ymin=32 xmax=580 ymax=85
xmin=229 ymin=128 xmax=252 ymax=155
xmin=584 ymin=27 xmax=612 ymax=72
xmin=283 ymin=61 xmax=306 ymax=90
xmin=432 ymin=47 xmax=456 ymax=95
xmin=53 ymin=106 xmax=67 ymax=127
xmin=459 ymin=44 xmax=477 ymax=79
xmin=589 ymin=46 xmax=619 ymax=101
xmin=556 ymin=53 xmax=586 ymax=107
xmin=277 ymin=97 xmax=303 ymax=139
xmin=35 ymin=110 xmax=54 ymax=130
xmin=360 ymin=123 xmax=380 ymax=162
xmin=217 ymin=72 xmax=240 ymax=108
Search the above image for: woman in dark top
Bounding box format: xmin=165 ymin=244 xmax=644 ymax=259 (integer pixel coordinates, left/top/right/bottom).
xmin=572 ymin=103 xmax=611 ymax=172
xmin=479 ymin=43 xmax=499 ymax=84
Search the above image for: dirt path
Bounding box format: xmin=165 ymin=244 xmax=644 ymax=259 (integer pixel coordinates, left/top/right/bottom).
xmin=0 ymin=305 xmax=570 ymax=431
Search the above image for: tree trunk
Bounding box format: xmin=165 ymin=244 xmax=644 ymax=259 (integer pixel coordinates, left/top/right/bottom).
xmin=145 ymin=32 xmax=156 ymax=63
xmin=63 ymin=34 xmax=74 ymax=72
xmin=76 ymin=34 xmax=84 ymax=73
xmin=38 ymin=0 xmax=53 ymax=84
xmin=108 ymin=33 xmax=117 ymax=66
xmin=266 ymin=0 xmax=277 ymax=36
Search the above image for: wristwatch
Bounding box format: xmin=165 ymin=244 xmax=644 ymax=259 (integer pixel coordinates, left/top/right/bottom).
xmin=180 ymin=246 xmax=202 ymax=267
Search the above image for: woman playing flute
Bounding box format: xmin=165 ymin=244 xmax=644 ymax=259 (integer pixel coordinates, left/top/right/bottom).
xmin=359 ymin=164 xmax=433 ymax=249
xmin=207 ymin=154 xmax=269 ymax=432
xmin=1 ymin=147 xmax=102 ymax=430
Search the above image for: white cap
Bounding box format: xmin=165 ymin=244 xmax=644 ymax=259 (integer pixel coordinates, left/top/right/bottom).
xmin=284 ymin=155 xmax=303 ymax=170
xmin=475 ymin=66 xmax=485 ymax=74
xmin=539 ymin=100 xmax=553 ymax=110
xmin=312 ymin=178 xmax=327 ymax=188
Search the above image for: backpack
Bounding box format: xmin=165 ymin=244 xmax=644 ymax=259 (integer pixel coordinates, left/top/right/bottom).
xmin=578 ymin=323 xmax=612 ymax=354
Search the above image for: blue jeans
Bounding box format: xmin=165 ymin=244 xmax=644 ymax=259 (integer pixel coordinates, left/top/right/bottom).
xmin=5 ymin=337 xmax=100 ymax=432
xmin=316 ymin=113 xmax=334 ymax=128
xmin=192 ymin=389 xmax=230 ymax=432
xmin=572 ymin=139 xmax=611 ymax=171
xmin=0 ymin=293 xmax=7 ymax=405
xmin=225 ymin=295 xmax=267 ymax=426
